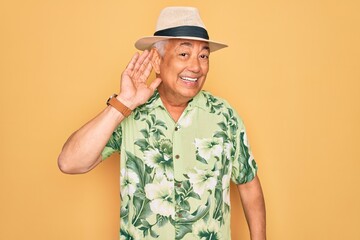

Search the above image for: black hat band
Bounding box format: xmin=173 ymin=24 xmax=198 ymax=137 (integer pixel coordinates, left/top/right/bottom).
xmin=154 ymin=26 xmax=209 ymax=40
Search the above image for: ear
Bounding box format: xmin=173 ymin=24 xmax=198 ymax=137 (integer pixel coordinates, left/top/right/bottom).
xmin=151 ymin=48 xmax=162 ymax=74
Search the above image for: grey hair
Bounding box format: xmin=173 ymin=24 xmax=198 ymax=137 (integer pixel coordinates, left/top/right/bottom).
xmin=152 ymin=40 xmax=169 ymax=57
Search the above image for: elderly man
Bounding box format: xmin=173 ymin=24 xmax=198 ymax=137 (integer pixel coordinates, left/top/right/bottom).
xmin=58 ymin=6 xmax=266 ymax=240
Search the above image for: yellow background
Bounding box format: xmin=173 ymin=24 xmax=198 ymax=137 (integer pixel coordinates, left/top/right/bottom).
xmin=1 ymin=0 xmax=359 ymax=239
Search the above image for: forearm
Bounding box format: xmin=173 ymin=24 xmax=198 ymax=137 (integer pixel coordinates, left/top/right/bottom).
xmin=237 ymin=176 xmax=266 ymax=240
xmin=58 ymin=50 xmax=160 ymax=174
xmin=58 ymin=105 xmax=125 ymax=174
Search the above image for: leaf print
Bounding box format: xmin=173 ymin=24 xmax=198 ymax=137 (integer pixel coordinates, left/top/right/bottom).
xmin=124 ymin=152 xmax=155 ymax=228
xmin=203 ymin=91 xmax=224 ymax=114
xmin=125 ymin=151 xmax=151 ymax=188
xmin=232 ymin=132 xmax=257 ymax=184
xmin=155 ymin=119 xmax=167 ymax=128
xmin=145 ymin=119 xmax=152 ymax=129
xmin=213 ymin=131 xmax=229 ymax=142
xmin=213 ymin=108 xmax=239 ymax=144
xmin=192 ymin=219 xmax=221 ymax=240
xmin=102 ymin=125 xmax=123 ymax=158
xmin=120 ymin=205 xmax=129 ymax=223
xmin=156 ymin=215 xmax=169 ymax=227
xmin=145 ymin=178 xmax=175 ymax=217
xmin=106 ymin=125 xmax=122 ymax=150
xmin=149 ymin=228 xmax=159 ymax=238
xmin=217 ymin=122 xmax=227 ymax=132
xmin=180 ymin=200 xmax=191 ymax=211
xmin=196 ymin=154 xmax=208 ymax=164
xmin=102 ymin=90 xmax=257 ymax=239
xmin=141 ymin=114 xmax=167 ymax=141
xmin=175 ymin=179 xmax=200 ymax=213
xmin=143 ymin=139 xmax=174 ymax=180
xmin=186 ymin=199 xmax=211 ymax=223
xmin=223 ymin=108 xmax=238 ymax=136
xmin=174 ymin=198 xmax=211 ymax=239
xmin=150 ymin=114 xmax=156 ymax=124
xmin=132 ymin=196 xmax=152 ymax=227
xmin=187 ymin=167 xmax=220 ymax=196
xmin=120 ymin=221 xmax=143 ymax=240
xmin=138 ymin=219 xmax=160 ymax=238
xmin=239 ymin=132 xmax=255 ymax=173
xmin=139 ymin=129 xmax=149 ymax=138
xmin=134 ymin=139 xmax=149 ymax=151
xmin=133 ymin=91 xmax=160 ymax=120
xmin=188 ymin=191 xmax=201 ymax=200
xmin=175 ymin=224 xmax=192 ymax=240
xmin=212 ymin=184 xmax=226 ymax=224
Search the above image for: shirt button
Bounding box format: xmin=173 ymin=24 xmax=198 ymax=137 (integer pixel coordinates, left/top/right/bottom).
xmin=175 ymin=126 xmax=180 ymax=131
xmin=175 ymin=155 xmax=180 ymax=159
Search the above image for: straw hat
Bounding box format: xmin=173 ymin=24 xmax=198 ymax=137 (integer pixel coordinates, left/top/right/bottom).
xmin=134 ymin=6 xmax=228 ymax=52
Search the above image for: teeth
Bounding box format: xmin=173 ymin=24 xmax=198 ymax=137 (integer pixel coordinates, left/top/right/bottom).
xmin=181 ymin=77 xmax=198 ymax=82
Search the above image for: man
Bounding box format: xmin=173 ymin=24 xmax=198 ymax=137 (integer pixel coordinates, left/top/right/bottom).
xmin=58 ymin=6 xmax=266 ymax=240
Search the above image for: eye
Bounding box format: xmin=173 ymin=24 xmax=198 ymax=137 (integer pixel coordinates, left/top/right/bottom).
xmin=179 ymin=53 xmax=188 ymax=57
xmin=200 ymin=54 xmax=209 ymax=59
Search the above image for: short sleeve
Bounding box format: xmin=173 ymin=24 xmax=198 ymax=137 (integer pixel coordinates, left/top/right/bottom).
xmin=231 ymin=115 xmax=258 ymax=184
xmin=101 ymin=124 xmax=122 ymax=160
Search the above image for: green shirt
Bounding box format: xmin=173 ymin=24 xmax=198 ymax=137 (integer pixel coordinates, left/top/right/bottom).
xmin=102 ymin=90 xmax=257 ymax=240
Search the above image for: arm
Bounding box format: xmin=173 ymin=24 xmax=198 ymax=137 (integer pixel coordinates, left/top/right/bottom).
xmin=237 ymin=175 xmax=266 ymax=240
xmin=57 ymin=50 xmax=161 ymax=174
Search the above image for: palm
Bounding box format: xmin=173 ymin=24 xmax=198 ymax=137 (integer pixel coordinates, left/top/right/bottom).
xmin=119 ymin=50 xmax=161 ymax=108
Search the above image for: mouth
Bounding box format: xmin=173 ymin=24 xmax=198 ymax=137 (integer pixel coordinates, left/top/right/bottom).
xmin=180 ymin=76 xmax=198 ymax=82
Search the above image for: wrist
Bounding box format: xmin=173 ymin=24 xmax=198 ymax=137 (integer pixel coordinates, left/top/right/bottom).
xmin=116 ymin=94 xmax=137 ymax=110
xmin=106 ymin=94 xmax=133 ymax=117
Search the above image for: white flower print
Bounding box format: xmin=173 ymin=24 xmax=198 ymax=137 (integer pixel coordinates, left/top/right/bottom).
xmin=187 ymin=167 xmax=220 ymax=195
xmin=143 ymin=139 xmax=174 ymax=180
xmin=222 ymin=174 xmax=230 ymax=206
xmin=224 ymin=142 xmax=233 ymax=160
xmin=193 ymin=219 xmax=221 ymax=240
xmin=179 ymin=110 xmax=194 ymax=128
xmin=194 ymin=138 xmax=223 ymax=160
xmin=120 ymin=168 xmax=139 ymax=198
xmin=145 ymin=178 xmax=175 ymax=217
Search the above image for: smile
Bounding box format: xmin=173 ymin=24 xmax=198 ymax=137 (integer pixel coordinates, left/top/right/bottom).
xmin=180 ymin=76 xmax=198 ymax=82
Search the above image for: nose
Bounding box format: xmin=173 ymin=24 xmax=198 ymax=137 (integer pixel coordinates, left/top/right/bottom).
xmin=188 ymin=56 xmax=201 ymax=73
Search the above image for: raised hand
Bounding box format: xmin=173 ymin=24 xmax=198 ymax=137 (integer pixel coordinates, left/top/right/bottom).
xmin=58 ymin=51 xmax=162 ymax=174
xmin=117 ymin=50 xmax=162 ymax=109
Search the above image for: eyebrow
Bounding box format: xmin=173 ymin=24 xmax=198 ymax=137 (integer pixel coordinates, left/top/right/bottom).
xmin=179 ymin=42 xmax=210 ymax=51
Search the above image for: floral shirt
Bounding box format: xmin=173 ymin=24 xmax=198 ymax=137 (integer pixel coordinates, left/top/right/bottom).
xmin=102 ymin=90 xmax=257 ymax=240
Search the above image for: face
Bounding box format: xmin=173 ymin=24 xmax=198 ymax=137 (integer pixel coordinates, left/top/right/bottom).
xmin=154 ymin=39 xmax=210 ymax=105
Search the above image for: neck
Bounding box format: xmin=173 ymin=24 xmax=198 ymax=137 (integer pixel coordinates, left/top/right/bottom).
xmin=159 ymin=94 xmax=189 ymax=122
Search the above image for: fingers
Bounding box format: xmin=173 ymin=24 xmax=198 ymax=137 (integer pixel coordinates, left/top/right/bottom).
xmin=131 ymin=50 xmax=150 ymax=78
xmin=139 ymin=52 xmax=155 ymax=82
xmin=148 ymin=77 xmax=162 ymax=91
xmin=125 ymin=52 xmax=140 ymax=72
xmin=132 ymin=50 xmax=155 ymax=84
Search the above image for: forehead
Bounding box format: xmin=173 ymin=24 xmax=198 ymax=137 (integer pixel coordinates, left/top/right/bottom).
xmin=167 ymin=39 xmax=210 ymax=51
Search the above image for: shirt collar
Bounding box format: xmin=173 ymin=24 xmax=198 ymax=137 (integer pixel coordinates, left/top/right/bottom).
xmin=143 ymin=90 xmax=208 ymax=112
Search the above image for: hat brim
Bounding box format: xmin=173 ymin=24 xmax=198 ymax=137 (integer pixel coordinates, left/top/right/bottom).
xmin=135 ymin=36 xmax=228 ymax=52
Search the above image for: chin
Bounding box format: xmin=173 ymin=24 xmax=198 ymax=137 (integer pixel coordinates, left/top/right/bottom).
xmin=180 ymin=89 xmax=201 ymax=99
